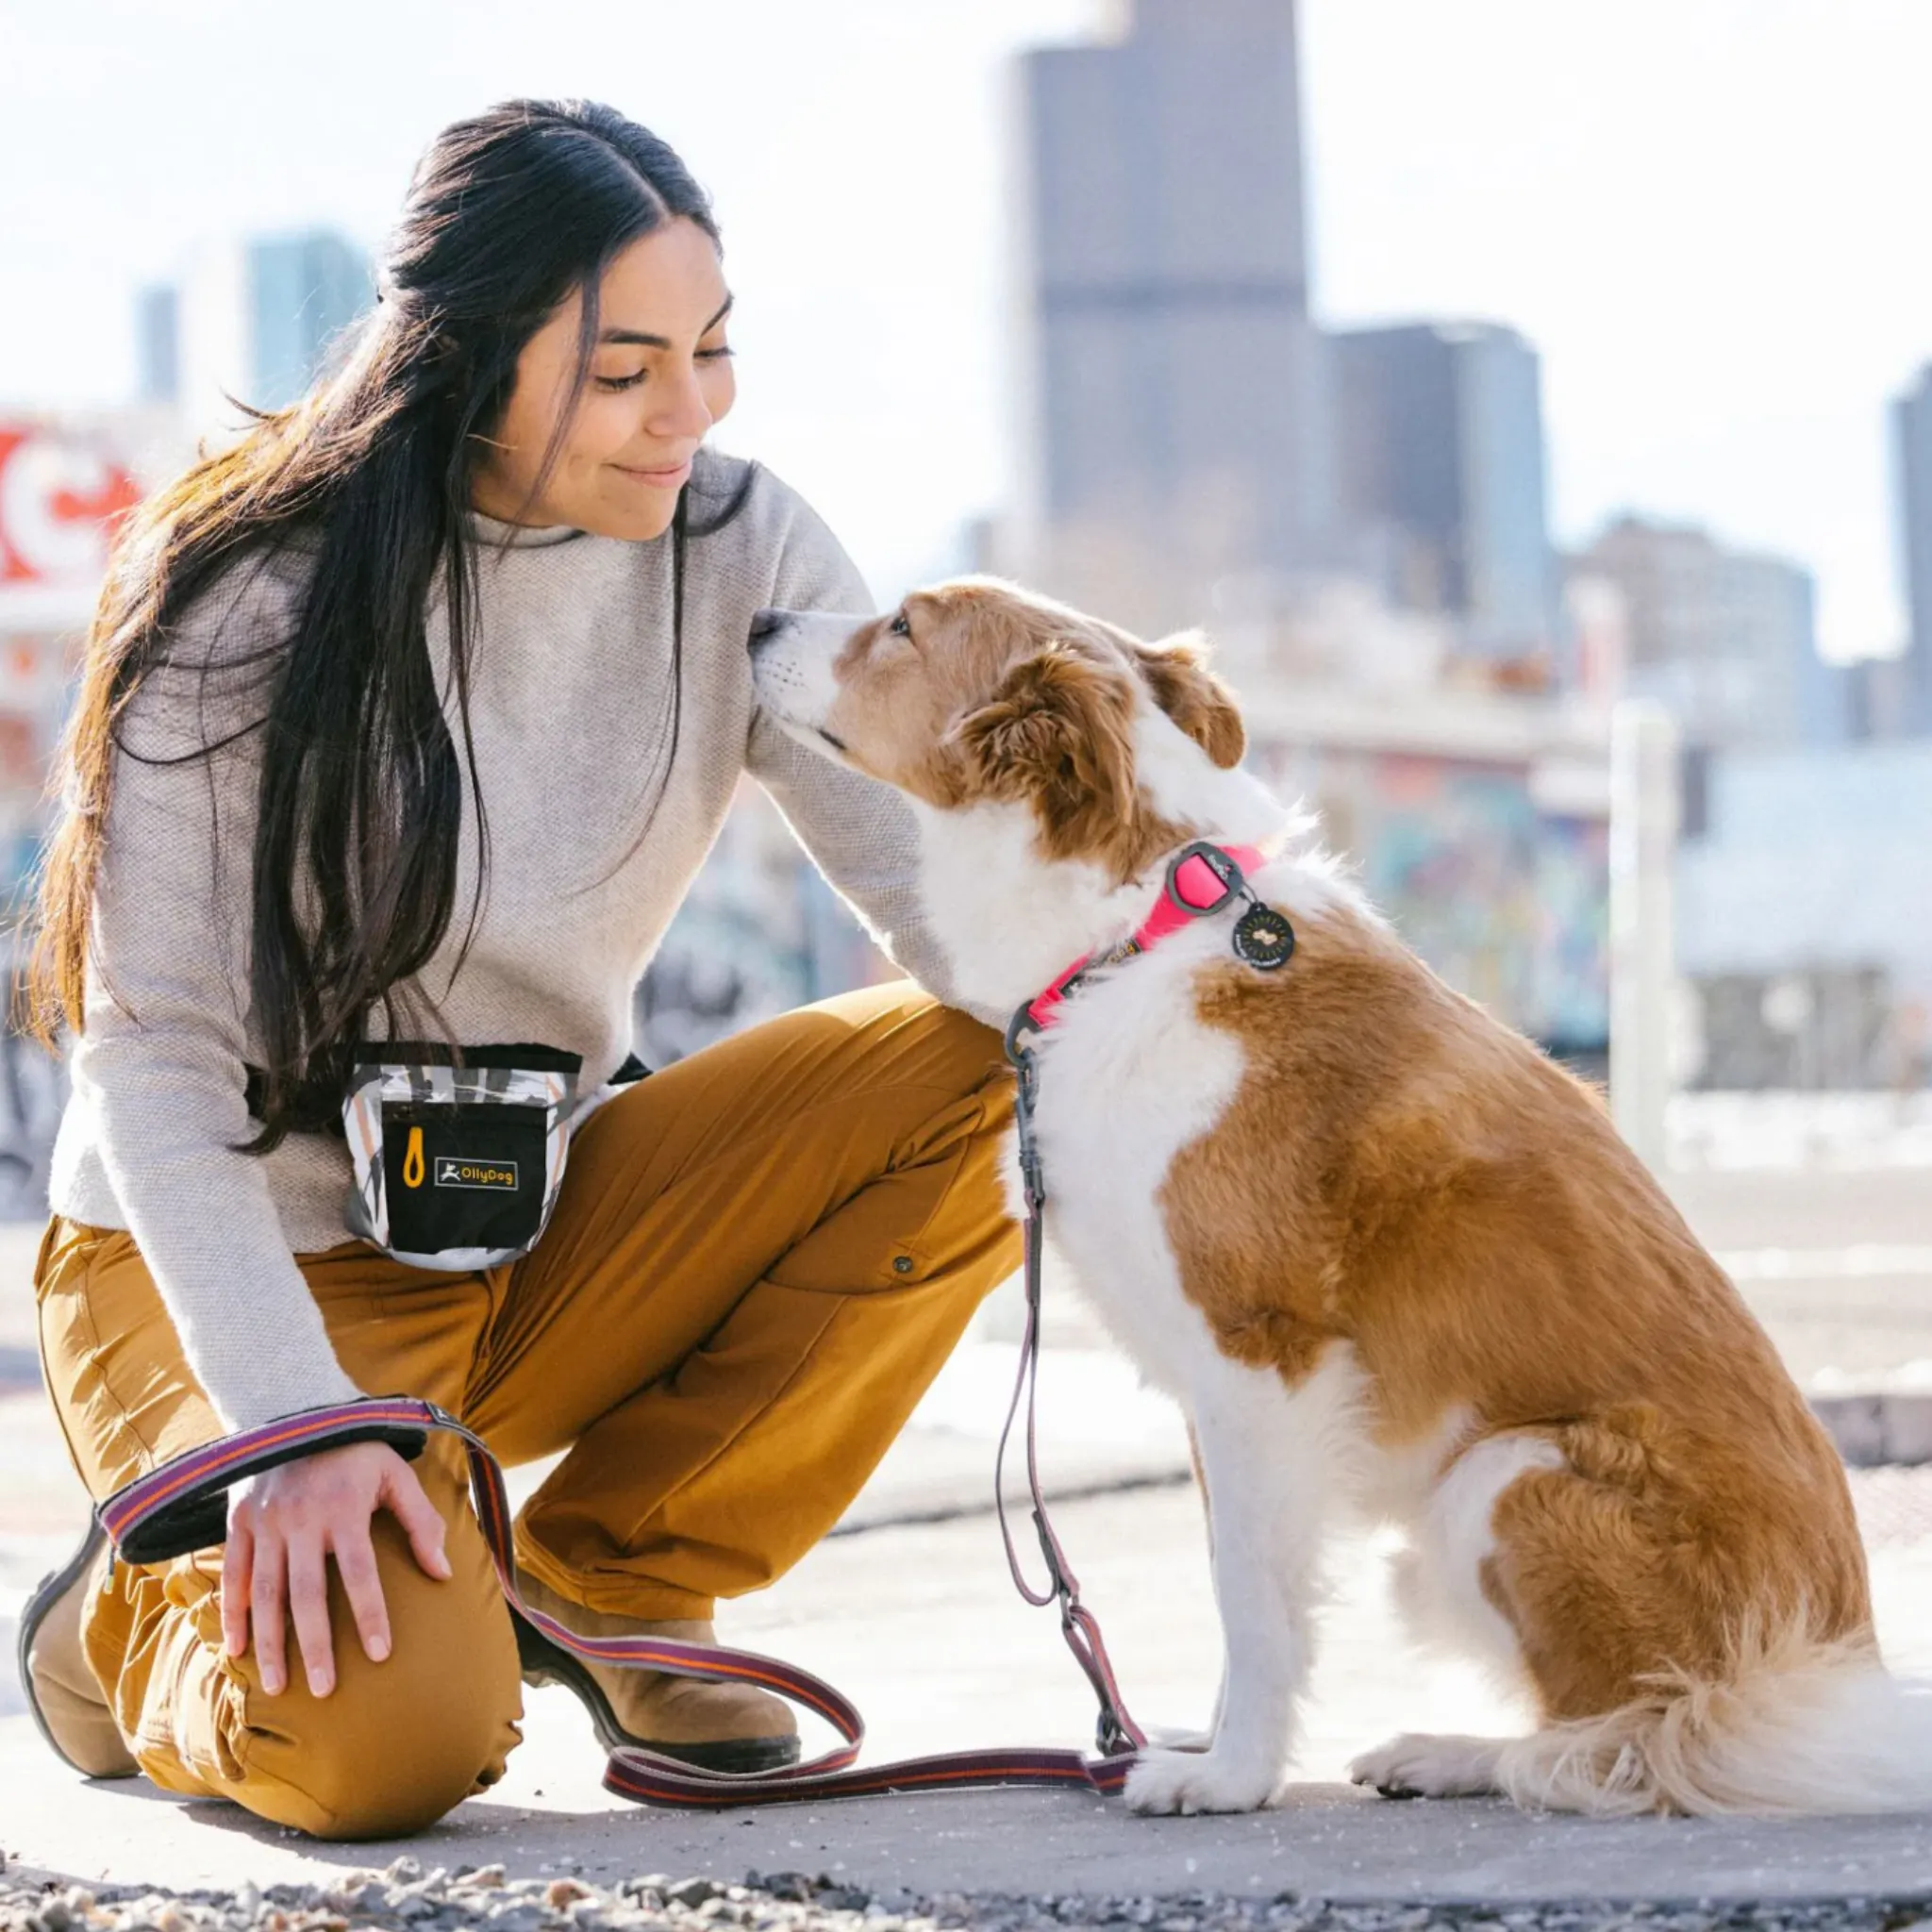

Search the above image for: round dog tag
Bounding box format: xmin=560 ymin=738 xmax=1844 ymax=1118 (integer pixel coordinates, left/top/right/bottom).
xmin=1232 ymin=902 xmax=1295 ymax=970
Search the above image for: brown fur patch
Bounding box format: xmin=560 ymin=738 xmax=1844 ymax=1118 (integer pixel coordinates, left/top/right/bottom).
xmin=818 ymin=580 xmax=1231 ymax=885
xmin=1158 ymin=903 xmax=1872 ymax=1723
xmin=941 ymin=646 xmax=1191 ymax=883
xmin=1128 ymin=634 xmax=1246 ymax=770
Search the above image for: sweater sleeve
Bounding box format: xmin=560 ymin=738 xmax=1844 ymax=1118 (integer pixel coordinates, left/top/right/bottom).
xmin=73 ymin=558 xmax=365 ymax=1431
xmin=741 ymin=484 xmax=1002 ymax=1029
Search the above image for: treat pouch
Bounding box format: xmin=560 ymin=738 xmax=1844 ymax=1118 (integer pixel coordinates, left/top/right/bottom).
xmin=342 ymin=1041 xmax=584 ymax=1269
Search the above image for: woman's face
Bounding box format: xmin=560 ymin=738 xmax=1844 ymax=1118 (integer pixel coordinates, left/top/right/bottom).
xmin=470 ymin=217 xmax=737 ymax=540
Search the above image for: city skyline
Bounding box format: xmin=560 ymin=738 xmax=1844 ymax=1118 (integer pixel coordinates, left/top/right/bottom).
xmin=1 ymin=0 xmax=1926 ymax=660
xmin=1017 ymin=0 xmax=1332 ymax=630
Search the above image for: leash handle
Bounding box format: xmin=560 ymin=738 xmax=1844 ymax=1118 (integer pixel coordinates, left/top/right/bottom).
xmin=94 ymin=1392 xmax=1138 ymax=1807
xmin=96 ymin=1399 xmax=436 ymax=1566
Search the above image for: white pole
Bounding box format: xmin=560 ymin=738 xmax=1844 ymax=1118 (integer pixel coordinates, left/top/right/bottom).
xmin=1608 ymin=700 xmax=1680 ymax=1172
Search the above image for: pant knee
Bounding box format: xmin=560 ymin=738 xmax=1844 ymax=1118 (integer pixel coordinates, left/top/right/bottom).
xmin=276 ymin=1673 xmax=521 ymax=1840
xmin=220 ymin=1507 xmax=523 ymax=1839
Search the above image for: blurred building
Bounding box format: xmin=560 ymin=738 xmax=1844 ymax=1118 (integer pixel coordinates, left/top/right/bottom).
xmin=135 ymin=285 xmax=180 ymax=406
xmin=246 ymin=231 xmax=375 ymax=408
xmin=1882 ymin=362 xmax=1932 ymax=740
xmin=1330 ymin=322 xmax=1555 ymax=668
xmin=1854 ymin=649 xmax=1922 ymax=743
xmin=0 ymin=412 xmax=190 ymax=1210
xmin=146 ymin=228 xmax=375 ymax=434
xmin=1014 ymin=0 xmax=1330 ymax=631
xmin=0 ymin=415 xmax=187 ymax=903
xmin=1676 ymin=741 xmax=1932 ymax=1090
xmin=1241 ymin=682 xmax=1610 ymax=1060
xmin=1566 ymin=515 xmax=1851 ymax=748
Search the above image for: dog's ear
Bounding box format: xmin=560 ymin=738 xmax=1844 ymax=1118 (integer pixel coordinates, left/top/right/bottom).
xmin=1130 ymin=630 xmax=1245 ymax=770
xmin=945 ymin=646 xmax=1137 ymax=857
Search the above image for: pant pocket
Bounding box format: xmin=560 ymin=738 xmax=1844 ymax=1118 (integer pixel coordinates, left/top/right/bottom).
xmin=32 ymin=1215 xmax=116 ymax=1304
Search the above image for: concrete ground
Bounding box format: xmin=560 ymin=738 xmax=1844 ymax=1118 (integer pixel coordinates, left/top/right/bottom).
xmin=6 ymin=1477 xmax=1932 ymax=1904
xmin=3 ymin=1159 xmax=1931 ymax=1906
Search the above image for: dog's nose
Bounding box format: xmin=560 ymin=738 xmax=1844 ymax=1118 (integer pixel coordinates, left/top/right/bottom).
xmin=747 ymin=608 xmax=789 ymax=649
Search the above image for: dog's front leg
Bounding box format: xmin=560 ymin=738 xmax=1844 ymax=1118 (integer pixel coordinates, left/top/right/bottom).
xmin=1125 ymin=1350 xmax=1354 ymax=1815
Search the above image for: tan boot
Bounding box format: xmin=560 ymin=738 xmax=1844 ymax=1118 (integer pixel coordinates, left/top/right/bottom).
xmin=18 ymin=1522 xmax=140 ymax=1779
xmin=512 ymin=1569 xmax=800 ymax=1774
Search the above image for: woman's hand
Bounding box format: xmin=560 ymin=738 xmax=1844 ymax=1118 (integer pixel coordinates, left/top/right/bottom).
xmin=221 ymin=1441 xmax=452 ymax=1697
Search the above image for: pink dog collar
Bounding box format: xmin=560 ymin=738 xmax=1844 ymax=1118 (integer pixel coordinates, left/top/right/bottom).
xmin=1014 ymin=841 xmax=1270 ymax=1041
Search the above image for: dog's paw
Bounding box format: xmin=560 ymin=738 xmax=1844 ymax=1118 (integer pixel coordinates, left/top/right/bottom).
xmin=1349 ymin=1732 xmax=1502 ymax=1800
xmin=1125 ymin=1745 xmax=1284 ymax=1816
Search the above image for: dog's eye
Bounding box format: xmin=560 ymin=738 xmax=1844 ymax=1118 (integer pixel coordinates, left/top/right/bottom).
xmin=889 ymin=612 xmax=911 ymax=638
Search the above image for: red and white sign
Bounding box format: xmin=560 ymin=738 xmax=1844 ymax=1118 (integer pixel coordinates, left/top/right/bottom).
xmin=0 ymin=422 xmax=142 ymax=589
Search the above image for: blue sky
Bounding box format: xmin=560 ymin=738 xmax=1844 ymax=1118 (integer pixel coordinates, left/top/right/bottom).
xmin=2 ymin=0 xmax=1926 ymax=658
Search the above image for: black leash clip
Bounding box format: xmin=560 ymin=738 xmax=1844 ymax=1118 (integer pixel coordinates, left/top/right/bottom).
xmin=1004 ymin=1007 xmax=1049 ymax=1212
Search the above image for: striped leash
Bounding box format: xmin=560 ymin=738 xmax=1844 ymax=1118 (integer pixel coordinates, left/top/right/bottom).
xmin=92 ymin=1195 xmax=1142 ymax=1807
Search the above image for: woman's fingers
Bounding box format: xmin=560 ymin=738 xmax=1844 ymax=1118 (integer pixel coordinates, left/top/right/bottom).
xmin=225 ymin=1443 xmax=450 ymax=1698
xmin=285 ymin=1535 xmax=336 ymax=1698
xmin=221 ymin=1515 xmax=255 ymax=1659
xmin=332 ymin=1520 xmax=392 ymax=1664
xmin=249 ymin=1530 xmax=290 ymax=1696
xmin=378 ymin=1457 xmax=452 ymax=1581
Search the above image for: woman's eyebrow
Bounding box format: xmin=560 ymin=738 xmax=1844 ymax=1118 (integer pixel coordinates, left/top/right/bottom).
xmin=599 ymin=292 xmax=735 ymax=350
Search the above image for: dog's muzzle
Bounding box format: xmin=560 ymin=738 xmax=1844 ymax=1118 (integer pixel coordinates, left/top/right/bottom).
xmin=745 ymin=608 xmax=865 ymax=752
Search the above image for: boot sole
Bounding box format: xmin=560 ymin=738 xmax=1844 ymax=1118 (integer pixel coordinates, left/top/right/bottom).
xmin=511 ymin=1608 xmax=801 ymax=1776
xmin=16 ymin=1518 xmax=139 ymax=1780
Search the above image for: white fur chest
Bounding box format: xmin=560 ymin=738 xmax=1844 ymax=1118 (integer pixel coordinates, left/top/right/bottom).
xmin=1010 ymin=920 xmax=1250 ymax=1397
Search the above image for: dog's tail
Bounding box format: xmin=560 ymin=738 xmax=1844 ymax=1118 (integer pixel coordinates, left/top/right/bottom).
xmin=1495 ymin=1624 xmax=1932 ymax=1817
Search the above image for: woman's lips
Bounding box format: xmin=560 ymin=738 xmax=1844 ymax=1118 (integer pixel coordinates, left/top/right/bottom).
xmin=613 ymin=458 xmax=693 ymax=489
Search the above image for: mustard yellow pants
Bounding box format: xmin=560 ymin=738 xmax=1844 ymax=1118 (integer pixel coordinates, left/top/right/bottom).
xmin=35 ymin=982 xmax=1018 ymax=1840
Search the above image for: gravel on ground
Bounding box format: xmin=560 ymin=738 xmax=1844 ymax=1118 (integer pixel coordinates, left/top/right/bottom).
xmin=2 ymin=1857 xmax=1929 ymax=1932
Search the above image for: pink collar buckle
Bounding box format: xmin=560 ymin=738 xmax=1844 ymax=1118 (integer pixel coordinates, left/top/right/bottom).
xmin=1005 ymin=841 xmax=1274 ymax=1061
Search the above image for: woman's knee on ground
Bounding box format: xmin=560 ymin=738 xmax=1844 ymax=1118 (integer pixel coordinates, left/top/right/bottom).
xmin=215 ymin=1503 xmax=523 ymax=1840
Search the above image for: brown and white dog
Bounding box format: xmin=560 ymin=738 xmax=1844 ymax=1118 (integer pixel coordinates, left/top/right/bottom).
xmin=747 ymin=577 xmax=1932 ymax=1819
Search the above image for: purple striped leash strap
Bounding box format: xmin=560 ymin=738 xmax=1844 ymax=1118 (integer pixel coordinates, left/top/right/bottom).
xmin=94 ymin=1388 xmax=1141 ymax=1808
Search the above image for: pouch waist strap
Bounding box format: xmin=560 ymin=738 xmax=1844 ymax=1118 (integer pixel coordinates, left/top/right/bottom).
xmin=242 ymin=1051 xmax=652 ymax=1132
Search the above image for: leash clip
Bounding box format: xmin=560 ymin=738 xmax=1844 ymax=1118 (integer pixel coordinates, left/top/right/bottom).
xmin=1003 ymin=1003 xmax=1039 ymax=1069
xmin=1094 ymin=1704 xmax=1138 ymax=1758
xmin=1005 ymin=1017 xmax=1048 ymax=1213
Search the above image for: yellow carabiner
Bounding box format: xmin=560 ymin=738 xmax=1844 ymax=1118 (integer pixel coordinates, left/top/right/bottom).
xmin=402 ymin=1124 xmax=425 ymax=1190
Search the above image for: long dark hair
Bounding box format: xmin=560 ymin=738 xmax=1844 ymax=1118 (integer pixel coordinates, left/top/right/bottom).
xmin=25 ymin=99 xmax=733 ymax=1150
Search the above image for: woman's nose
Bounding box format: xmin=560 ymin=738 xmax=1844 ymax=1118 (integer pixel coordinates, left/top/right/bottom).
xmin=648 ymin=363 xmax=713 ymax=440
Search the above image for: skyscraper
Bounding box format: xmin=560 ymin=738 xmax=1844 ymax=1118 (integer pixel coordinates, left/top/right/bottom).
xmin=1887 ymin=362 xmax=1932 ymax=739
xmin=135 ymin=286 xmax=180 ymax=406
xmin=1016 ymin=0 xmax=1329 ymax=626
xmin=1569 ymin=515 xmax=1837 ymax=748
xmin=245 ymin=231 xmax=375 ymax=410
xmin=148 ymin=229 xmax=375 ymax=438
xmin=1330 ymin=322 xmax=1554 ymax=662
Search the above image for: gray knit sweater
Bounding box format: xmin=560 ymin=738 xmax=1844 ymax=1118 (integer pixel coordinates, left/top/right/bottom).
xmin=48 ymin=457 xmax=964 ymax=1430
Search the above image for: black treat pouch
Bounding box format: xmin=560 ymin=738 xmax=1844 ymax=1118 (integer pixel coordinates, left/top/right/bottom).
xmin=341 ymin=1042 xmax=583 ymax=1269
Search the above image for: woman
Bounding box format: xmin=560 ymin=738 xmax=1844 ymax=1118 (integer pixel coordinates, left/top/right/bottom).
xmin=17 ymin=99 xmax=1018 ymax=1840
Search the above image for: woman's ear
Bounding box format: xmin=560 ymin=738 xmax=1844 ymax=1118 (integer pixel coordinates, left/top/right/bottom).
xmin=1130 ymin=630 xmax=1246 ymax=770
xmin=945 ymin=646 xmax=1138 ymax=854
